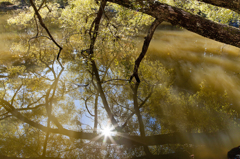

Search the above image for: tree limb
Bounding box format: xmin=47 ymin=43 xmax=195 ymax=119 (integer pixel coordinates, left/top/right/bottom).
xmin=130 ymin=18 xmax=163 ymax=83
xmin=94 ymin=94 xmax=99 ymax=134
xmin=89 ymin=0 xmax=107 ymax=55
xmin=11 ymin=84 xmax=23 ymax=105
xmin=91 ymin=60 xmax=119 ymax=128
xmin=121 ymin=90 xmax=153 ymax=129
xmin=132 ymin=84 xmax=152 ymax=156
xmin=1 ymin=97 xmax=239 ymax=147
xmin=29 ymin=0 xmax=62 ymax=59
xmin=198 ymin=0 xmax=240 ymax=14
xmin=108 ymin=0 xmax=240 ymax=48
xmin=84 ymin=95 xmax=95 ymax=117
xmin=88 ymin=0 xmax=119 ymax=128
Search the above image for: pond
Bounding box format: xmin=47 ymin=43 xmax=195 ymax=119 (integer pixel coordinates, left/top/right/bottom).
xmin=1 ymin=11 xmax=240 ymax=159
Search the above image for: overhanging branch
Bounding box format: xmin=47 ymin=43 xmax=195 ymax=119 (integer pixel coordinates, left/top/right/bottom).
xmin=198 ymin=0 xmax=240 ymax=14
xmin=108 ymin=0 xmax=240 ymax=48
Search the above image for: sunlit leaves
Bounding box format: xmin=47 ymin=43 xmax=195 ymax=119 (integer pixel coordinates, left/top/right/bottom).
xmin=2 ymin=0 xmax=240 ymax=158
xmin=7 ymin=65 xmax=26 ymax=78
xmin=8 ymin=2 xmax=60 ymax=28
xmin=173 ymin=0 xmax=240 ymax=25
xmin=146 ymin=79 xmax=236 ymax=133
xmin=60 ymin=0 xmax=97 ymax=32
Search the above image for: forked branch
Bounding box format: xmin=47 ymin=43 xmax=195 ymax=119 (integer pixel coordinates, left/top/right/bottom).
xmin=29 ymin=0 xmax=62 ymax=60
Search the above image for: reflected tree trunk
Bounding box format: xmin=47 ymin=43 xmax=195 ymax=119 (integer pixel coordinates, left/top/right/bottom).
xmin=2 ymin=0 xmax=240 ymax=158
xmin=87 ymin=0 xmax=119 ymax=129
xmin=132 ymin=83 xmax=152 ymax=157
xmin=40 ymin=59 xmax=64 ymax=156
xmin=130 ymin=18 xmax=162 ymax=83
xmin=94 ymin=94 xmax=99 ymax=134
xmin=91 ymin=60 xmax=119 ymax=128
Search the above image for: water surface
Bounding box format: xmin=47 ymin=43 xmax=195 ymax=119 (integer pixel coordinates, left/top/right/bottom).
xmin=1 ymin=13 xmax=240 ymax=158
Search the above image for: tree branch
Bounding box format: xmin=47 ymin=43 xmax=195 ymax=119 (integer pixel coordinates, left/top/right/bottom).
xmin=89 ymin=0 xmax=107 ymax=55
xmin=108 ymin=0 xmax=240 ymax=48
xmin=94 ymin=94 xmax=99 ymax=134
xmin=29 ymin=0 xmax=62 ymax=59
xmin=11 ymin=84 xmax=23 ymax=105
xmin=91 ymin=60 xmax=119 ymax=128
xmin=130 ymin=18 xmax=162 ymax=83
xmin=1 ymin=97 xmax=239 ymax=147
xmin=132 ymin=84 xmax=152 ymax=156
xmin=84 ymin=95 xmax=95 ymax=117
xmin=198 ymin=0 xmax=240 ymax=14
xmin=121 ymin=90 xmax=153 ymax=129
xmin=88 ymin=0 xmax=119 ymax=128
xmin=42 ymin=131 xmax=49 ymax=157
xmin=0 ymin=115 xmax=12 ymax=120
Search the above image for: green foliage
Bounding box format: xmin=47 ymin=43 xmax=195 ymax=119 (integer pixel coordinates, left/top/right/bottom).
xmin=8 ymin=1 xmax=61 ymax=29
xmin=146 ymin=80 xmax=236 ymax=133
xmin=1 ymin=0 xmax=240 ymax=158
xmin=7 ymin=65 xmax=26 ymax=77
xmin=173 ymin=0 xmax=240 ymax=24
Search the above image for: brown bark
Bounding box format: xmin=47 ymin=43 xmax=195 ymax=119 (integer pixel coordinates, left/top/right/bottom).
xmin=108 ymin=0 xmax=240 ymax=48
xmin=198 ymin=0 xmax=240 ymax=14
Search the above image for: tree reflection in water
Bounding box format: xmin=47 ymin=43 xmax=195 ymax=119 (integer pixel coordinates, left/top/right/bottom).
xmin=0 ymin=32 xmax=238 ymax=158
xmin=0 ymin=1 xmax=240 ymax=158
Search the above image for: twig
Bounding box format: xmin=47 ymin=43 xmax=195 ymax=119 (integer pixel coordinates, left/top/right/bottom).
xmin=29 ymin=0 xmax=62 ymax=60
xmin=102 ymin=79 xmax=130 ymax=84
xmin=11 ymin=84 xmax=23 ymax=105
xmin=84 ymin=95 xmax=95 ymax=117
